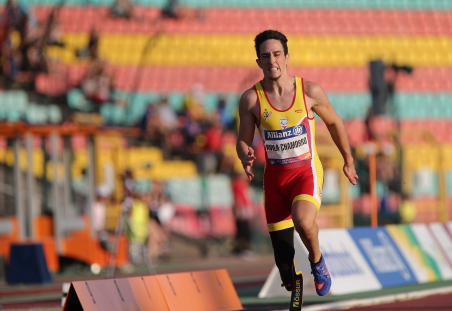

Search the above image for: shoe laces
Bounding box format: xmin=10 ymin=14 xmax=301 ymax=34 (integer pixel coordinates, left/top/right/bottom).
xmin=311 ymin=262 xmax=330 ymax=280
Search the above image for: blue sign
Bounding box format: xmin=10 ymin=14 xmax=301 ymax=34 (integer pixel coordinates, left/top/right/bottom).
xmin=348 ymin=227 xmax=417 ymax=288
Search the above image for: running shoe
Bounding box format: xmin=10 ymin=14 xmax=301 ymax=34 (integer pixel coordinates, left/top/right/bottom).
xmin=310 ymin=254 xmax=331 ymax=296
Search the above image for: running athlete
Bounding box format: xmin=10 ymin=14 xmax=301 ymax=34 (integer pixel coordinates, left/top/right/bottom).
xmin=236 ymin=30 xmax=358 ymax=296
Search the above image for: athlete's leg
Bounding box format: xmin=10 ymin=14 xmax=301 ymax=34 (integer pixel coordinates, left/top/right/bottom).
xmin=292 ymin=199 xmax=331 ymax=296
xmin=269 ymin=227 xmax=295 ymax=290
xmin=291 ymin=200 xmax=321 ymax=263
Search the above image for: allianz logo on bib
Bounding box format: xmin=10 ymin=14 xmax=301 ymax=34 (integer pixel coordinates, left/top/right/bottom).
xmin=265 ymin=124 xmax=306 ymax=140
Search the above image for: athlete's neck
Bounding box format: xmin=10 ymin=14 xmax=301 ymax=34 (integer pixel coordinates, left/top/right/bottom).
xmin=261 ymin=73 xmax=295 ymax=96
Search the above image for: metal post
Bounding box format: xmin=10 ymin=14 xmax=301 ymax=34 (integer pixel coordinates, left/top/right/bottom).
xmin=13 ymin=135 xmax=25 ymax=239
xmin=369 ymin=153 xmax=378 ymax=228
xmin=87 ymin=136 xmax=96 ymax=237
xmin=51 ymin=133 xmax=62 ymax=253
xmin=25 ymin=133 xmax=36 ymax=238
xmin=63 ymin=137 xmax=72 ymax=216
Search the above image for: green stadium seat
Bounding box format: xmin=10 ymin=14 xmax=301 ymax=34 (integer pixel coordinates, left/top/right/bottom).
xmin=47 ymin=105 xmax=63 ymax=124
xmin=100 ymin=103 xmax=114 ymax=124
xmin=6 ymin=110 xmax=21 ymax=122
xmin=26 ymin=103 xmax=48 ymax=124
xmin=167 ymin=92 xmax=185 ymax=113
xmin=110 ymin=104 xmax=126 ymax=125
xmin=412 ymin=169 xmax=438 ymax=197
xmin=135 ymin=179 xmax=151 ymax=194
xmin=322 ymin=169 xmax=340 ymax=204
xmin=205 ymin=174 xmax=233 ymax=208
xmin=166 ymin=177 xmax=203 ymax=210
xmin=203 ymin=93 xmax=219 ymax=112
xmin=447 ymin=171 xmax=452 ymax=195
xmin=68 ymin=89 xmax=95 ymax=112
xmin=350 ymin=182 xmax=361 ymax=199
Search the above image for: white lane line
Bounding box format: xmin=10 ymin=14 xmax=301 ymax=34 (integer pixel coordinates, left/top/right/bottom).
xmin=276 ymin=285 xmax=452 ymax=311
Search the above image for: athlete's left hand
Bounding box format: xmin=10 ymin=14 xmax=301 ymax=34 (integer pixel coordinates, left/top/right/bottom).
xmin=343 ymin=163 xmax=358 ymax=185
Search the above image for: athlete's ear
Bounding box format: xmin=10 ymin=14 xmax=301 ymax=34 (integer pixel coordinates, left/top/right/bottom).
xmin=285 ymin=53 xmax=290 ymax=65
xmin=256 ymin=58 xmax=262 ymax=69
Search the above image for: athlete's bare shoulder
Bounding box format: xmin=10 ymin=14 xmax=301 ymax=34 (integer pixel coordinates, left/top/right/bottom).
xmin=303 ymin=80 xmax=327 ymax=103
xmin=238 ymin=86 xmax=260 ymax=117
xmin=239 ymin=87 xmax=258 ymax=108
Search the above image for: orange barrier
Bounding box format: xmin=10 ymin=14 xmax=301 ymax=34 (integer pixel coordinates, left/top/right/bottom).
xmin=34 ymin=215 xmax=54 ymax=238
xmin=34 ymin=214 xmax=128 ymax=269
xmin=62 ymin=234 xmax=128 ymax=268
xmin=63 ymin=269 xmax=242 ymax=311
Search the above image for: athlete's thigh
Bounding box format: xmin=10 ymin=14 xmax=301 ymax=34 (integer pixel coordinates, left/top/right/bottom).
xmin=292 ymin=199 xmax=317 ymax=231
xmin=264 ymin=174 xmax=293 ymax=233
xmin=289 ymin=167 xmax=323 ymax=227
xmin=289 ymin=167 xmax=323 ymax=212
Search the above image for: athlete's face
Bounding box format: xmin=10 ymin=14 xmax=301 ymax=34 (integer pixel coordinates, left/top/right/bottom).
xmin=256 ymin=39 xmax=289 ymax=80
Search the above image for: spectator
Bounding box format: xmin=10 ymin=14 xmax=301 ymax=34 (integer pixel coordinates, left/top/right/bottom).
xmin=0 ymin=0 xmax=30 ymax=80
xmin=110 ymin=0 xmax=134 ymax=20
xmin=157 ymin=97 xmax=178 ymax=133
xmin=183 ymin=83 xmax=204 ymax=120
xmin=127 ymin=194 xmax=149 ymax=265
xmin=122 ymin=169 xmax=136 ymax=198
xmin=81 ymin=58 xmax=114 ymax=104
xmin=140 ymin=103 xmax=163 ymax=143
xmin=161 ymin=0 xmax=179 ymax=19
xmin=160 ymin=0 xmax=204 ymax=21
xmin=76 ymin=28 xmax=99 ymax=59
xmin=399 ymin=193 xmax=416 ymax=223
xmin=231 ymin=172 xmax=254 ymax=254
xmin=93 ymin=184 xmax=111 ymax=250
xmin=142 ymin=181 xmax=174 ymax=261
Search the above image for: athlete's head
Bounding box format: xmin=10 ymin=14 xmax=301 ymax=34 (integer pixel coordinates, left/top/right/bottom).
xmin=254 ymin=30 xmax=289 ymax=80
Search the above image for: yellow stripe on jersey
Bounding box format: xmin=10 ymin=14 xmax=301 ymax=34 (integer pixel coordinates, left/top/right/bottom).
xmin=293 ymin=194 xmax=320 ymax=211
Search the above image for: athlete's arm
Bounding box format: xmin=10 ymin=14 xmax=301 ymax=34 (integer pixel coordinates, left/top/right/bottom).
xmin=236 ymin=89 xmax=258 ymax=180
xmin=305 ymin=81 xmax=358 ymax=185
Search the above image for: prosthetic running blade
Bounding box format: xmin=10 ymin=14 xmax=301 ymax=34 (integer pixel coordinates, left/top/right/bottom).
xmin=289 ymin=261 xmax=303 ymax=311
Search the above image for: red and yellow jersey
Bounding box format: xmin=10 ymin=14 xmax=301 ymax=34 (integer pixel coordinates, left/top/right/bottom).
xmin=255 ymin=76 xmax=321 ymax=170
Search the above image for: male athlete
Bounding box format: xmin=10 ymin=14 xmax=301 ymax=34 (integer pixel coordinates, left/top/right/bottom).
xmin=236 ymin=30 xmax=358 ymax=296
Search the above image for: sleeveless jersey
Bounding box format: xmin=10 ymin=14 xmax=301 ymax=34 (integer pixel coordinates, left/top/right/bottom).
xmin=255 ymin=77 xmax=321 ymax=169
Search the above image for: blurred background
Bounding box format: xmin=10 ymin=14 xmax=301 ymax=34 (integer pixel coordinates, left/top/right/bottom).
xmin=0 ymin=0 xmax=451 ymax=278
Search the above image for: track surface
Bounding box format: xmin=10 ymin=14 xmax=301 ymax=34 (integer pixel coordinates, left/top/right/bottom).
xmin=343 ymin=293 xmax=452 ymax=311
xmin=1 ymin=255 xmax=452 ymax=311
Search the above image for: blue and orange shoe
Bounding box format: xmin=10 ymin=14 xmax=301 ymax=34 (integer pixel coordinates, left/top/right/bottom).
xmin=310 ymin=254 xmax=331 ymax=296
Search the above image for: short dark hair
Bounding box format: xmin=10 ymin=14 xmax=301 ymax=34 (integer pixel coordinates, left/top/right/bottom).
xmin=254 ymin=30 xmax=288 ymax=59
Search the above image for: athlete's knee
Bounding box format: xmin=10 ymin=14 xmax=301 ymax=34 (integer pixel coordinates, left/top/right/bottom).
xmin=292 ymin=200 xmax=317 ymax=234
xmin=293 ymin=216 xmax=317 ymax=237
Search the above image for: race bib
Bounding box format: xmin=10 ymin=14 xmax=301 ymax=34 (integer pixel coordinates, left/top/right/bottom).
xmin=264 ymin=124 xmax=312 ymax=165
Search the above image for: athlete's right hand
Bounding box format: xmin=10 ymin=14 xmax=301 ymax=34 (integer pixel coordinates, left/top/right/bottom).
xmin=242 ymin=147 xmax=256 ymax=180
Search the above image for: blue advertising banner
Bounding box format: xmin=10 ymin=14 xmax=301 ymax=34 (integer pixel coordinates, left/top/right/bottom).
xmin=348 ymin=227 xmax=417 ymax=288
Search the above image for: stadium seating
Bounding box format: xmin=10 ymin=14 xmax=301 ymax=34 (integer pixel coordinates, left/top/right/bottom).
xmin=44 ymin=33 xmax=452 ymax=67
xmin=3 ymin=0 xmax=452 ymax=233
xmin=3 ymin=0 xmax=450 ymax=9
xmin=205 ymin=174 xmax=234 ymax=209
xmin=0 ymin=91 xmax=63 ymax=124
xmin=167 ymin=177 xmax=204 ymax=210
